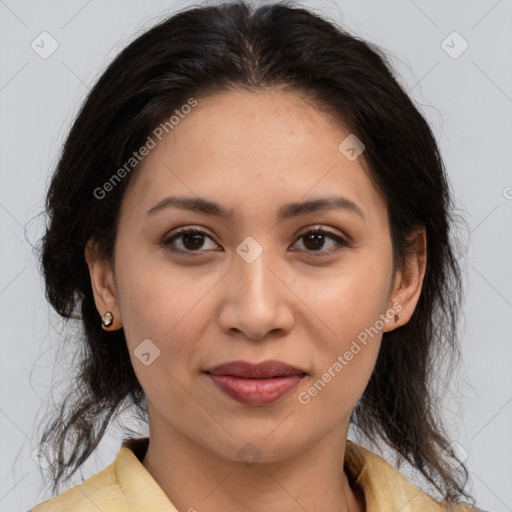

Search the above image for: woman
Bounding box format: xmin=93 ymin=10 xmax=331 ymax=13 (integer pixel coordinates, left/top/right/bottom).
xmin=29 ymin=1 xmax=486 ymax=510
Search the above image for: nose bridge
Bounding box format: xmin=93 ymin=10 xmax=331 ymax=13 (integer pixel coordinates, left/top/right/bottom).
xmin=234 ymin=235 xmax=277 ymax=306
xmin=221 ymin=233 xmax=294 ymax=339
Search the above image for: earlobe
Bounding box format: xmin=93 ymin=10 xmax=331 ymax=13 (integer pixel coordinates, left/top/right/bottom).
xmin=84 ymin=240 xmax=122 ymax=330
xmin=384 ymin=227 xmax=427 ymax=332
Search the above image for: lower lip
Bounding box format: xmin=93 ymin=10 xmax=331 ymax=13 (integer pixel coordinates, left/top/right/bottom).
xmin=207 ymin=373 xmax=305 ymax=406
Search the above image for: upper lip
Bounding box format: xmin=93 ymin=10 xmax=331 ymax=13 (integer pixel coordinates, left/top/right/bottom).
xmin=206 ymin=360 xmax=307 ymax=378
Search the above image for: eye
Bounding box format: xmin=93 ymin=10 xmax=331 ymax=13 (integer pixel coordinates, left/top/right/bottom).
xmin=162 ymin=226 xmax=350 ymax=256
xmin=162 ymin=228 xmax=219 ymax=254
xmin=291 ymin=227 xmax=350 ymax=256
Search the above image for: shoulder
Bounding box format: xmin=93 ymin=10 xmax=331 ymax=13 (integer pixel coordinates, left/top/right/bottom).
xmin=29 ymin=437 xmax=178 ymax=512
xmin=438 ymin=501 xmax=490 ymax=512
xmin=28 ymin=461 xmax=127 ymax=511
xmin=439 ymin=501 xmax=490 ymax=511
xmin=344 ymin=440 xmax=489 ymax=512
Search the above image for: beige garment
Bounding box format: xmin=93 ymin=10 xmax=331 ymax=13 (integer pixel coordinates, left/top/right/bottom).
xmin=29 ymin=437 xmax=487 ymax=511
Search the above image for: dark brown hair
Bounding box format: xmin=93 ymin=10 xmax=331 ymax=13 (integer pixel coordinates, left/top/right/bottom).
xmin=36 ymin=0 xmax=475 ymax=507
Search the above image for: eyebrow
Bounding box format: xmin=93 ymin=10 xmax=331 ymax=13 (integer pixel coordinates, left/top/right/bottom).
xmin=146 ymin=196 xmax=365 ymax=220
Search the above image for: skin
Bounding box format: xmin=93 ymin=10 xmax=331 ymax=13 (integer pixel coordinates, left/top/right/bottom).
xmin=85 ymin=88 xmax=426 ymax=512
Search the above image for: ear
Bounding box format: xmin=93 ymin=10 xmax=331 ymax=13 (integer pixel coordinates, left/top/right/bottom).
xmin=383 ymin=226 xmax=427 ymax=332
xmin=84 ymin=239 xmax=122 ymax=330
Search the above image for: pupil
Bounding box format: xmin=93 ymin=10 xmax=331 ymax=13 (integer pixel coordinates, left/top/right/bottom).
xmin=305 ymin=233 xmax=324 ymax=251
xmin=184 ymin=233 xmax=204 ymax=250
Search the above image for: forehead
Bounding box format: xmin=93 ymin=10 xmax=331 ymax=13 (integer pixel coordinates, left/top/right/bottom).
xmin=120 ymin=88 xmax=386 ymax=225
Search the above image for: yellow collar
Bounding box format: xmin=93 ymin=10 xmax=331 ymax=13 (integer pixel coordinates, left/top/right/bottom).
xmin=115 ymin=437 xmax=474 ymax=511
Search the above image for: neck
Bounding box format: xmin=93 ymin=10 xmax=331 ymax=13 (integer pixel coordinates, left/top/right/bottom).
xmin=141 ymin=408 xmax=365 ymax=512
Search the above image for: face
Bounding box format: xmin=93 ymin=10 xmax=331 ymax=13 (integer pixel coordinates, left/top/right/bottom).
xmin=87 ymin=88 xmax=421 ymax=463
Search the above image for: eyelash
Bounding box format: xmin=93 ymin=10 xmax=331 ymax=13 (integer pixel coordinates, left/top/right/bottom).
xmin=162 ymin=226 xmax=350 ymax=257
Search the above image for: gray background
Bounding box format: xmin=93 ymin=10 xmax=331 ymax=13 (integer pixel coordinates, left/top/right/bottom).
xmin=0 ymin=0 xmax=511 ymax=511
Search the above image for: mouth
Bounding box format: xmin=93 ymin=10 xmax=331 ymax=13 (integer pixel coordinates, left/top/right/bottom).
xmin=205 ymin=360 xmax=307 ymax=406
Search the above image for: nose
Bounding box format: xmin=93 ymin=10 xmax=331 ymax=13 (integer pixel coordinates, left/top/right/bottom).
xmin=218 ymin=245 xmax=295 ymax=341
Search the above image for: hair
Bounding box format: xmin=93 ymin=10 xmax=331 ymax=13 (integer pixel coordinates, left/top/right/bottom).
xmin=35 ymin=0 xmax=475 ymax=506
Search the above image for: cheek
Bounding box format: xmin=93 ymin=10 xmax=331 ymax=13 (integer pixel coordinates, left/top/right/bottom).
xmin=297 ymin=255 xmax=391 ymax=339
xmin=114 ymin=254 xmax=210 ymax=418
xmin=115 ymin=247 xmax=220 ymax=367
xmin=295 ymin=254 xmax=391 ymax=398
xmin=296 ymin=284 xmax=384 ymax=423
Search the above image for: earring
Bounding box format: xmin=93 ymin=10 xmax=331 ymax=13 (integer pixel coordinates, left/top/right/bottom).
xmin=394 ymin=313 xmax=400 ymax=323
xmin=101 ymin=311 xmax=114 ymax=328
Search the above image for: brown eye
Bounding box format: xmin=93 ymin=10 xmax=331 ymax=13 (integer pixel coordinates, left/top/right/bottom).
xmin=163 ymin=228 xmax=219 ymax=253
xmin=293 ymin=228 xmax=350 ymax=255
xmin=162 ymin=226 xmax=350 ymax=257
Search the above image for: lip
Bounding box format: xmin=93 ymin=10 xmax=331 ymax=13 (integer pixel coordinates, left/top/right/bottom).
xmin=207 ymin=360 xmax=307 ymax=378
xmin=205 ymin=360 xmax=307 ymax=406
